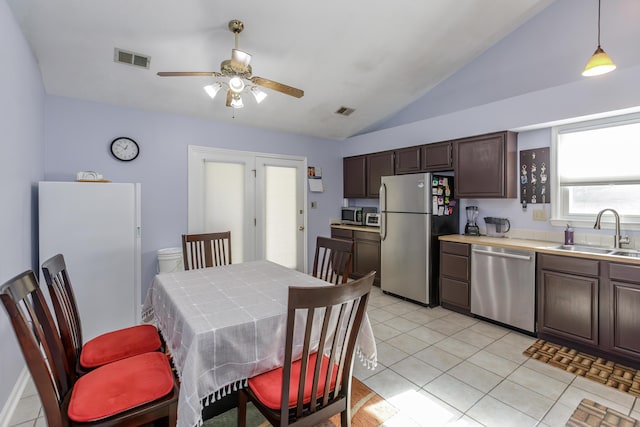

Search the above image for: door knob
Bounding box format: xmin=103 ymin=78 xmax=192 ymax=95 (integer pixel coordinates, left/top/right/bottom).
xmin=298 ymin=226 xmax=305 ymax=231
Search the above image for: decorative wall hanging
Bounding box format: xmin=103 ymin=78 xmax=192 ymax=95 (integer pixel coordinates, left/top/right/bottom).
xmin=520 ymin=148 xmax=550 ymax=205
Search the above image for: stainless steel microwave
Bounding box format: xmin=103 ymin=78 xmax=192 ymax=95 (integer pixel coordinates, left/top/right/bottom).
xmin=341 ymin=207 xmax=376 ymax=225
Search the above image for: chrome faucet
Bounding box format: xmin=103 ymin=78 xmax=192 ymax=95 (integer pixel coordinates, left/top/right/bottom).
xmin=593 ymin=208 xmax=630 ymax=248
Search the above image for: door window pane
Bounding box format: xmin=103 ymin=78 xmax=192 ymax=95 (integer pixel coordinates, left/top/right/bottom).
xmin=265 ymin=166 xmax=297 ymax=268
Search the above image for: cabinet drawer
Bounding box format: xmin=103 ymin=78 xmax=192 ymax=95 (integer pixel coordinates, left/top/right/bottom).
xmin=609 ymin=262 xmax=640 ymax=283
xmin=441 ymin=241 xmax=470 ymax=257
xmin=440 ymin=277 xmax=469 ymax=309
xmin=331 ymin=228 xmax=353 ymax=240
xmin=354 ymin=231 xmax=380 ymax=242
xmin=440 ymin=253 xmax=469 ymax=281
xmin=538 ymin=254 xmax=599 ymax=276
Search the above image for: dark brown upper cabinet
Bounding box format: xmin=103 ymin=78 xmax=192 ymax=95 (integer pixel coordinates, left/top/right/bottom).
xmin=454 ymin=131 xmax=517 ymax=198
xmin=343 ymin=155 xmax=367 ymax=198
xmin=366 ymin=151 xmax=395 ymax=197
xmin=395 ymin=146 xmax=422 ymax=174
xmin=422 ymin=142 xmax=453 ymax=171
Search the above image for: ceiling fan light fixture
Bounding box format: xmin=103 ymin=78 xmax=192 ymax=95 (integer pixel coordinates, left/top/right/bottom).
xmin=204 ymin=82 xmax=222 ymax=99
xmin=229 ymin=76 xmax=245 ymax=93
xmin=231 ymin=49 xmax=252 ymax=70
xmin=582 ymin=0 xmax=616 ymax=77
xmin=230 ymin=93 xmax=244 ymax=109
xmin=251 ymin=86 xmax=267 ymax=104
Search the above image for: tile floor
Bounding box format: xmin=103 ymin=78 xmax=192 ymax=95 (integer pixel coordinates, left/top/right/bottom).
xmin=7 ymin=286 xmax=640 ymax=426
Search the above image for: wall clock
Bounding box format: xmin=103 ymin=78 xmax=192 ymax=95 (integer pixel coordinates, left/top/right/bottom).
xmin=110 ymin=137 xmax=140 ymax=162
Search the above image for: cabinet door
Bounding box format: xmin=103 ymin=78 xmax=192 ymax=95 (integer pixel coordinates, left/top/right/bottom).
xmin=609 ymin=281 xmax=640 ymax=358
xmin=343 ymin=156 xmax=367 ymax=198
xmin=454 ymin=131 xmax=517 ymax=198
xmin=422 ymin=142 xmax=452 ymax=171
xmin=539 ymin=270 xmax=599 ymax=346
xmin=353 ymin=231 xmax=381 ymax=284
xmin=395 ymin=146 xmax=422 ymax=174
xmin=440 ymin=277 xmax=469 ymax=310
xmin=366 ymin=151 xmax=394 ymax=198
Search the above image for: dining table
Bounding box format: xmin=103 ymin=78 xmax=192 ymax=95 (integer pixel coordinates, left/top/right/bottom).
xmin=142 ymin=260 xmax=377 ymax=427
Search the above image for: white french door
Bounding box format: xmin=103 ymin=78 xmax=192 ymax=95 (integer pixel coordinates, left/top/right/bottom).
xmin=188 ymin=146 xmax=307 ymax=271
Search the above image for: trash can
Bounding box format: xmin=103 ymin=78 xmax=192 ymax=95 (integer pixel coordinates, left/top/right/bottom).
xmin=157 ymin=247 xmax=184 ymax=273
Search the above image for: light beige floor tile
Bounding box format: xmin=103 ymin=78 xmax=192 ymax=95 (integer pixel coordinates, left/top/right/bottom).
xmin=440 ymin=312 xmax=478 ymax=328
xmin=435 ymin=337 xmax=481 ymax=359
xmin=423 ymin=374 xmax=484 ymax=412
xmin=384 ymin=300 xmax=422 ymax=316
xmin=447 ymin=361 xmax=503 ymax=393
xmin=507 ymin=366 xmax=570 ymax=400
xmin=413 ymin=346 xmax=463 ymax=371
xmin=466 ymin=395 xmax=538 ymax=427
xmin=468 ymin=321 xmax=511 ymax=340
xmin=521 ymin=358 xmax=576 ymax=384
xmin=467 ymin=350 xmax=520 ymax=378
xmin=489 ymin=379 xmax=555 ymax=420
xmin=376 ymin=342 xmax=410 ymax=367
xmin=424 ymin=306 xmax=452 ymax=319
xmin=369 ymin=294 xmax=402 ymax=308
xmin=362 ymin=367 xmax=419 ymax=402
xmin=634 ymin=398 xmax=640 ymax=413
xmin=385 ymin=316 xmax=421 ymax=333
xmin=367 ymin=307 xmax=397 ymax=323
xmin=386 ymin=333 xmax=430 ymax=355
xmin=353 ymin=358 xmax=380 ymax=380
xmin=390 ymin=356 xmax=442 ymax=387
xmin=499 ymin=331 xmax=537 ymax=348
xmin=424 ymin=319 xmax=466 ymax=336
xmin=372 ymin=322 xmax=403 ymax=341
xmin=556 ymin=384 xmax=633 ymax=415
xmin=401 ymin=389 xmax=463 ymax=426
xmin=631 ymin=410 xmax=640 ymax=421
xmin=401 ymin=308 xmax=444 ymax=325
xmin=542 ymin=401 xmax=578 ymax=427
xmin=451 ymin=328 xmax=496 ymax=349
xmin=380 ymin=412 xmax=422 ymax=427
xmin=571 ymin=376 xmax=636 ymax=409
xmin=483 ymin=337 xmax=530 ymax=364
xmin=406 ymin=326 xmax=448 ymax=345
xmin=446 ymin=415 xmax=486 ymax=426
xmin=9 ymin=395 xmax=41 ymax=426
xmin=34 ymin=417 xmax=47 ymax=427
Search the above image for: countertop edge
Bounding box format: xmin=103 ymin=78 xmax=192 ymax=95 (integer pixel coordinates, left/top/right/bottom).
xmin=331 ymin=224 xmax=380 ymax=233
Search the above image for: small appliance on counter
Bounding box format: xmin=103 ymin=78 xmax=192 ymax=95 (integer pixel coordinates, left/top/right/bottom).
xmin=484 ymin=217 xmax=511 ymax=237
xmin=365 ymin=212 xmax=380 ymax=227
xmin=341 ymin=206 xmax=377 ymax=226
xmin=465 ymin=206 xmax=480 ymax=236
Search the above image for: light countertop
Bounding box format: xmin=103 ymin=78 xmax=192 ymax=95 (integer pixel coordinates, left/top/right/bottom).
xmin=331 ymin=224 xmax=380 ymax=233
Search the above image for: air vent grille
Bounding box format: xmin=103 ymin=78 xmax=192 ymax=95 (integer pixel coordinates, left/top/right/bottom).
xmin=335 ymin=106 xmax=355 ymax=116
xmin=114 ymin=48 xmax=150 ymax=69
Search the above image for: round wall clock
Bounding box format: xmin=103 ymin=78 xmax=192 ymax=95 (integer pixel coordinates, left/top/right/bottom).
xmin=110 ymin=137 xmax=140 ymax=161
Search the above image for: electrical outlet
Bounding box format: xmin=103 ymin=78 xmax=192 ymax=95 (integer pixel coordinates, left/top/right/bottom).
xmin=533 ymin=209 xmax=547 ymax=221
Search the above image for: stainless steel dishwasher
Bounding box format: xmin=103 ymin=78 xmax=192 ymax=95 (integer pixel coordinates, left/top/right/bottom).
xmin=470 ymin=244 xmax=536 ymax=333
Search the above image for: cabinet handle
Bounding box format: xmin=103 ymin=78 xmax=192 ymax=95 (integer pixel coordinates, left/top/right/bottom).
xmin=380 ymin=183 xmax=387 ymax=241
xmin=471 ymin=248 xmax=531 ymax=261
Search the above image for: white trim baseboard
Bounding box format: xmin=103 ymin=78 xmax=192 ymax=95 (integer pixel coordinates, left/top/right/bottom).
xmin=0 ymin=367 xmax=29 ymax=427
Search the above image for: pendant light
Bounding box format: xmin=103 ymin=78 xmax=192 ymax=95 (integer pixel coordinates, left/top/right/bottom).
xmin=582 ymin=0 xmax=616 ymax=77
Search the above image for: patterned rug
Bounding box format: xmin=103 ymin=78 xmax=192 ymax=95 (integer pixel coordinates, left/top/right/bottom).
xmin=566 ymin=399 xmax=639 ymax=427
xmin=523 ymin=339 xmax=640 ymax=397
xmin=203 ymin=377 xmax=398 ymax=426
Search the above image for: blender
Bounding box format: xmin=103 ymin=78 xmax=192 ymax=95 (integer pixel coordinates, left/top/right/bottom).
xmin=465 ymin=206 xmax=480 ymax=236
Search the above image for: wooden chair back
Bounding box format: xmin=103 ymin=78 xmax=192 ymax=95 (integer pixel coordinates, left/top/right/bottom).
xmin=312 ymin=236 xmax=354 ymax=285
xmin=41 ymin=254 xmax=83 ymax=376
xmin=182 ymin=231 xmax=232 ymax=270
xmin=241 ymin=270 xmax=375 ymax=426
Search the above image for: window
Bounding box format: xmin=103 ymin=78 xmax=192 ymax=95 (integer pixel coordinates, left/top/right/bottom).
xmin=552 ymin=113 xmax=640 ymax=229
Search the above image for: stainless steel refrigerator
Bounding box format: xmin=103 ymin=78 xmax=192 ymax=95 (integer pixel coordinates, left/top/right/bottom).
xmin=380 ymin=173 xmax=458 ymax=305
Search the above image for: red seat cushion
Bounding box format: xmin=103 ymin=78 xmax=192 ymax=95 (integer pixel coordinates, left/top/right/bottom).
xmin=80 ymin=324 xmax=161 ymax=368
xmin=68 ymin=351 xmax=174 ymax=422
xmin=248 ymin=353 xmax=339 ymax=410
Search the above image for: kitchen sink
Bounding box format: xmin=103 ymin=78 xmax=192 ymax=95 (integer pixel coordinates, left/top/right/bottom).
xmin=609 ymin=249 xmax=640 ymax=258
xmin=548 ymin=244 xmax=614 ymax=255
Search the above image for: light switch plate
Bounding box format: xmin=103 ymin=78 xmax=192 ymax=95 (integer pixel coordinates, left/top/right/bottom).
xmin=533 ymin=209 xmax=547 ymax=221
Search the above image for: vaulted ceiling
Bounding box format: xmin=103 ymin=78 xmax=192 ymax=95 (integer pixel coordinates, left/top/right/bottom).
xmin=8 ymin=0 xmax=554 ymax=140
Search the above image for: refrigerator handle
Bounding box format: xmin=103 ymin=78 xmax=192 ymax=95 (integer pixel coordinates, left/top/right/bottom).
xmin=380 ymin=183 xmax=387 ymax=241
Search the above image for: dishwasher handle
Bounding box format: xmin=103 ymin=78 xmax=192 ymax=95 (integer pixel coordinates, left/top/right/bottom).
xmin=471 ymin=248 xmax=532 ymax=261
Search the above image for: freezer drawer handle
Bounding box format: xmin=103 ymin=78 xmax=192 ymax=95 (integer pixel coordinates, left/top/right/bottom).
xmin=471 ymin=248 xmax=532 ymax=261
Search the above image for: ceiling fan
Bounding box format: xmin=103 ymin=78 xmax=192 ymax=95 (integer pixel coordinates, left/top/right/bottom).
xmin=157 ymin=19 xmax=304 ymax=109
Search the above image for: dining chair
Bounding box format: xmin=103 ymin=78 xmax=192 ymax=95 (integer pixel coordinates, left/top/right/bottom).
xmin=41 ymin=253 xmax=162 ymax=373
xmin=1 ymin=270 xmax=178 ymax=427
xmin=237 ymin=270 xmax=375 ymax=427
xmin=182 ymin=231 xmax=232 ymax=270
xmin=312 ymin=236 xmax=354 ymax=285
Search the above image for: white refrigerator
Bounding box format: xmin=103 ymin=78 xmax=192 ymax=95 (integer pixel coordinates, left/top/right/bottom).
xmin=38 ymin=181 xmax=141 ymax=341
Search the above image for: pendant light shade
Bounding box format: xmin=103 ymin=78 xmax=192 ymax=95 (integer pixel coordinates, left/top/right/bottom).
xmin=582 ymin=0 xmax=616 ymax=77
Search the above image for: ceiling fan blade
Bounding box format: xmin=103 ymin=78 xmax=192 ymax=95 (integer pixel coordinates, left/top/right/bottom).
xmin=157 ymin=72 xmax=222 ymax=77
xmin=251 ymin=76 xmax=304 ymax=98
xmin=226 ymin=89 xmax=232 ymax=107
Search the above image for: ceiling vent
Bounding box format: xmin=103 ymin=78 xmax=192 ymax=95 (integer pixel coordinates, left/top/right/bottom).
xmin=114 ymin=48 xmax=150 ymax=69
xmin=335 ymin=106 xmax=355 ymax=117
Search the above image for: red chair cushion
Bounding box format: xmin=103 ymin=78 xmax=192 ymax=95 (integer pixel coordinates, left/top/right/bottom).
xmin=248 ymin=353 xmax=339 ymax=410
xmin=68 ymin=351 xmax=174 ymax=422
xmin=80 ymin=324 xmax=161 ymax=368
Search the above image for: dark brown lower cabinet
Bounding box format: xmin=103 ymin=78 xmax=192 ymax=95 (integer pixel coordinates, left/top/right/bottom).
xmin=439 ymin=241 xmax=470 ymax=314
xmin=608 ymin=263 xmax=640 ymax=359
xmin=330 ymin=227 xmax=381 ymax=286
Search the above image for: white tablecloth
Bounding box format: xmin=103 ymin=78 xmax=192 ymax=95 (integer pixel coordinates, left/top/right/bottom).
xmin=142 ymin=260 xmax=377 ymax=427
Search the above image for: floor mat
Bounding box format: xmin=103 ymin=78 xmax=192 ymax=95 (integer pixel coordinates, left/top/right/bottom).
xmin=566 ymin=398 xmax=639 ymax=427
xmin=204 ymin=377 xmax=398 ymax=427
xmin=523 ymin=339 xmax=640 ymax=397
